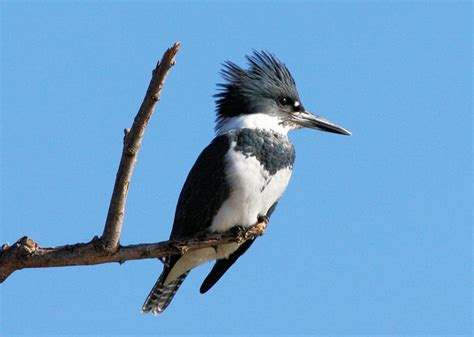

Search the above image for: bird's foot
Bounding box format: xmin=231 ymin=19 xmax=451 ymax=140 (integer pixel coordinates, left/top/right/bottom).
xmin=230 ymin=225 xmax=246 ymax=237
xmin=257 ymin=214 xmax=269 ymax=225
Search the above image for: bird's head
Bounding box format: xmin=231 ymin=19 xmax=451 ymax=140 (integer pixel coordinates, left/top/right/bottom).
xmin=215 ymin=51 xmax=351 ymax=136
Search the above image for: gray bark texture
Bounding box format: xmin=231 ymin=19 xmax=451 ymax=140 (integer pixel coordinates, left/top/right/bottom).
xmin=0 ymin=42 xmax=268 ymax=283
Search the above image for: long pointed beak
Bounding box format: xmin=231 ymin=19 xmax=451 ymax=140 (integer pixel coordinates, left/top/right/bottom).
xmin=292 ymin=111 xmax=352 ymax=136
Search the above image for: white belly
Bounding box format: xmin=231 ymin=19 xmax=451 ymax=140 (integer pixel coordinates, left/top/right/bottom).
xmin=165 ymin=146 xmax=292 ymax=284
xmin=210 ymin=147 xmax=292 ymax=232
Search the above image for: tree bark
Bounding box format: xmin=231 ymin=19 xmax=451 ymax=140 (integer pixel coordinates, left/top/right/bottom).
xmin=0 ymin=222 xmax=267 ymax=283
xmin=0 ymin=42 xmax=266 ymax=284
xmin=101 ymin=42 xmax=180 ymax=252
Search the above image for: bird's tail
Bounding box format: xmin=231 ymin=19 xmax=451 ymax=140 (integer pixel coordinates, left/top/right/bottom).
xmin=142 ymin=270 xmax=189 ymax=315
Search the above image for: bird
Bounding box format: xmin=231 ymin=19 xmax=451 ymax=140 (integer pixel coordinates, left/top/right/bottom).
xmin=142 ymin=51 xmax=351 ymax=315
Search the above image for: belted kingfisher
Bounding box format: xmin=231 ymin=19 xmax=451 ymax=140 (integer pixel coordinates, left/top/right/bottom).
xmin=142 ymin=51 xmax=351 ymax=315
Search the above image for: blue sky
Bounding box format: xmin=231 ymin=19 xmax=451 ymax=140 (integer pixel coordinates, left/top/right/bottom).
xmin=1 ymin=1 xmax=472 ymax=336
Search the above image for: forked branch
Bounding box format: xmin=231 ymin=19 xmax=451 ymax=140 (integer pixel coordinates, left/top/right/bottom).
xmin=101 ymin=41 xmax=181 ymax=252
xmin=0 ymin=42 xmax=265 ymax=284
xmin=0 ymin=222 xmax=267 ymax=282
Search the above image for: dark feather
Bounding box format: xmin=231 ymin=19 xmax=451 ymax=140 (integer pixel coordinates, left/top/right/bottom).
xmin=215 ymin=50 xmax=301 ymax=131
xmin=199 ymin=201 xmax=279 ymax=294
xmin=142 ymin=255 xmax=187 ymax=315
xmin=142 ymin=135 xmax=232 ymax=314
xmin=170 ymin=134 xmax=232 ymax=239
xmin=200 ymin=239 xmax=255 ymax=294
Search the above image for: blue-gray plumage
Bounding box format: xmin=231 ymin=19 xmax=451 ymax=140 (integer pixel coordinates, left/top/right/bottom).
xmin=215 ymin=52 xmax=301 ymax=132
xmin=231 ymin=128 xmax=295 ymax=175
xmin=142 ymin=51 xmax=351 ymax=315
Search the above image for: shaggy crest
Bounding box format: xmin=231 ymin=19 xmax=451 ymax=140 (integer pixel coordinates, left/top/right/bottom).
xmin=215 ymin=51 xmax=301 ymax=131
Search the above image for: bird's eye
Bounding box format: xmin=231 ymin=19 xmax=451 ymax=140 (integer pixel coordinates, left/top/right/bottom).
xmin=278 ymin=97 xmax=292 ymax=106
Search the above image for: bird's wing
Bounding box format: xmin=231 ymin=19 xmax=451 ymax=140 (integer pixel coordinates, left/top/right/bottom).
xmin=170 ymin=134 xmax=232 ymax=239
xmin=199 ymin=201 xmax=279 ymax=294
xmin=200 ymin=238 xmax=255 ymax=294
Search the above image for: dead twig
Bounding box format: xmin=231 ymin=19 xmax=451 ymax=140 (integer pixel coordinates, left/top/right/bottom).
xmin=0 ymin=42 xmax=267 ymax=284
xmin=101 ymin=42 xmax=181 ymax=252
xmin=0 ymin=221 xmax=267 ymax=282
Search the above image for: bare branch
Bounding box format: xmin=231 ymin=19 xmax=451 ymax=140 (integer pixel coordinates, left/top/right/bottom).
xmin=101 ymin=42 xmax=181 ymax=252
xmin=0 ymin=42 xmax=266 ymax=286
xmin=0 ymin=221 xmax=267 ymax=283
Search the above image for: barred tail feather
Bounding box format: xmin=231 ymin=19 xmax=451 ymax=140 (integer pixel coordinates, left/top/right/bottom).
xmin=142 ymin=271 xmax=189 ymax=315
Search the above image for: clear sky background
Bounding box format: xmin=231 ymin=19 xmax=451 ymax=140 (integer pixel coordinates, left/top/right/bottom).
xmin=1 ymin=1 xmax=472 ymax=336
